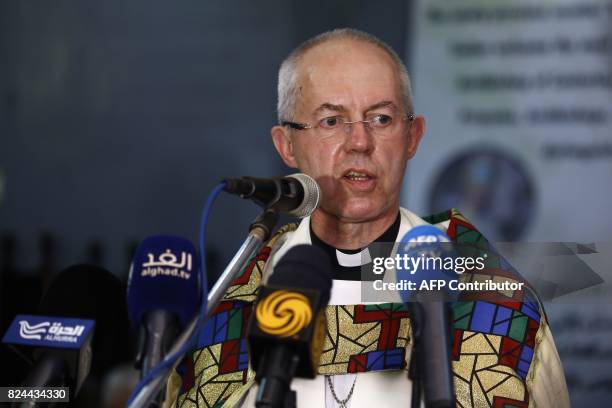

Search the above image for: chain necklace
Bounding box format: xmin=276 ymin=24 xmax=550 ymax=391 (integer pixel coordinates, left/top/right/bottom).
xmin=326 ymin=375 xmax=357 ymax=408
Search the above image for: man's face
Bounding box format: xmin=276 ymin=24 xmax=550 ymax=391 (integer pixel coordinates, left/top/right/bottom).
xmin=272 ymin=39 xmax=425 ymax=223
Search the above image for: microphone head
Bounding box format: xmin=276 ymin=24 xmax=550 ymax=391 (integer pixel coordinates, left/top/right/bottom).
xmin=1 ymin=264 xmax=130 ymax=394
xmin=249 ymin=245 xmax=333 ymax=379
xmin=399 ymin=224 xmax=451 ymax=247
xmin=268 ymin=244 xmax=333 ymax=308
xmin=127 ymin=236 xmax=200 ymax=330
xmin=397 ymin=225 xmax=457 ymax=302
xmin=2 ymin=314 xmax=95 ymax=394
xmin=286 ymin=173 xmax=320 ymax=218
xmin=38 ymin=264 xmax=131 ymax=375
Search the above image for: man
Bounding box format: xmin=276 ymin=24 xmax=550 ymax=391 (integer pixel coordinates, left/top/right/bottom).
xmin=167 ymin=28 xmax=570 ymax=408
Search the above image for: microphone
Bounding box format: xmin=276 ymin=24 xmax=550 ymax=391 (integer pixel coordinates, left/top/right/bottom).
xmin=2 ymin=316 xmax=93 ymax=400
xmin=396 ymin=225 xmax=456 ymax=408
xmin=222 ymin=173 xmax=320 ymax=218
xmin=1 ymin=264 xmax=128 ymax=402
xmin=247 ymin=245 xmax=333 ymax=408
xmin=127 ymin=236 xmax=200 ymax=380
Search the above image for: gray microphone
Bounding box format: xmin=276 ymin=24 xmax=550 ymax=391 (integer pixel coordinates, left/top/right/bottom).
xmin=222 ymin=173 xmax=320 ymax=218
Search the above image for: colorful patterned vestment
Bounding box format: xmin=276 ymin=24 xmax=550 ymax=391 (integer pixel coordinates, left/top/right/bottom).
xmin=166 ymin=209 xmax=569 ymax=408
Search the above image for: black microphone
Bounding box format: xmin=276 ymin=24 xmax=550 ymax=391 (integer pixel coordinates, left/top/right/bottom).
xmin=247 ymin=245 xmax=333 ymax=408
xmin=397 ymin=226 xmax=457 ymax=408
xmin=1 ymin=264 xmax=129 ymax=403
xmin=222 ymin=173 xmax=320 ymax=218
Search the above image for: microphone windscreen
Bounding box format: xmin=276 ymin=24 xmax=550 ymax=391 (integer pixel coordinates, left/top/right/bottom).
xmin=127 ymin=235 xmax=200 ymax=330
xmin=39 ymin=264 xmax=130 ymax=375
xmin=286 ymin=173 xmax=320 ymax=218
xmin=396 ymin=225 xmax=457 ymax=302
xmin=268 ymin=244 xmax=333 ymax=308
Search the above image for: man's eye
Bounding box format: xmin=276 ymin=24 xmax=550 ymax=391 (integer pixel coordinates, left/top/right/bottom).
xmin=371 ymin=114 xmax=393 ymax=127
xmin=319 ymin=116 xmax=342 ymax=129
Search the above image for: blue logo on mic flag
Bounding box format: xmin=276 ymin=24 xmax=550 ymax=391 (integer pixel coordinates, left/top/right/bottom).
xmin=396 ymin=225 xmax=459 ymax=302
xmin=127 ymin=235 xmax=200 ymax=329
xmin=2 ymin=315 xmax=94 ymax=349
xmin=136 ymin=238 xmax=195 ymax=281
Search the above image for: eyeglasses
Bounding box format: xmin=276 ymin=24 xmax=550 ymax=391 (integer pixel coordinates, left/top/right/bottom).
xmin=281 ymin=113 xmax=415 ymax=138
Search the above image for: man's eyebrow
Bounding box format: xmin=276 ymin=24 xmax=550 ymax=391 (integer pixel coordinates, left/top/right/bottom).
xmin=312 ymin=101 xmax=397 ymax=115
xmin=365 ymin=101 xmax=395 ymax=112
xmin=314 ymin=103 xmax=346 ymax=114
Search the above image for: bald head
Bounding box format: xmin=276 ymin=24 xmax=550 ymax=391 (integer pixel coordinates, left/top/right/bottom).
xmin=277 ymin=28 xmax=414 ymax=122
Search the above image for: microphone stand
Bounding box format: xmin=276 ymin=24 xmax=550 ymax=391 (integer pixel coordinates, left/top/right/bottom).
xmin=407 ymin=292 xmax=456 ymax=408
xmin=207 ymin=209 xmax=279 ymax=313
xmin=129 ymin=208 xmax=279 ymax=407
xmin=255 ymin=346 xmax=299 ymax=408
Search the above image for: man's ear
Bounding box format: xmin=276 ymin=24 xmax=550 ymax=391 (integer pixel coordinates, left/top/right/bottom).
xmin=406 ymin=115 xmax=425 ymax=159
xmin=271 ymin=125 xmax=298 ymax=168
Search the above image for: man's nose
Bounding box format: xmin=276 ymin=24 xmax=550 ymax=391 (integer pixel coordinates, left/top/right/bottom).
xmin=343 ymin=121 xmax=374 ymax=153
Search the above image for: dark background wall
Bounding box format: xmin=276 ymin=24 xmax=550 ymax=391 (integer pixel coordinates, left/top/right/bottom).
xmin=0 ymin=1 xmax=410 ymax=403
xmin=0 ymin=0 xmax=408 ymax=279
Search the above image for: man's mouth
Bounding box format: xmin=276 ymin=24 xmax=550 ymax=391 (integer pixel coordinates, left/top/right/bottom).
xmin=343 ymin=169 xmax=375 ymax=181
xmin=341 ymin=169 xmax=377 ymax=191
xmin=344 ymin=170 xmax=372 ymax=181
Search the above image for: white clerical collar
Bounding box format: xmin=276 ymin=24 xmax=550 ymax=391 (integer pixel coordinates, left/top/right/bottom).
xmin=335 ymin=248 xmax=372 ymax=267
xmin=264 ymin=207 xmax=434 ymax=279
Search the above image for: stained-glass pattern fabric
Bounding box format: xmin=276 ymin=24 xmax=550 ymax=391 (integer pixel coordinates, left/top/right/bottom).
xmin=319 ymin=303 xmax=411 ymax=375
xmin=171 ymin=209 xmax=549 ymax=408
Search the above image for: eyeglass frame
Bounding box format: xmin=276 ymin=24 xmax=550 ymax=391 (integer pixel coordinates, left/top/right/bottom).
xmin=280 ymin=112 xmax=416 ymax=133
